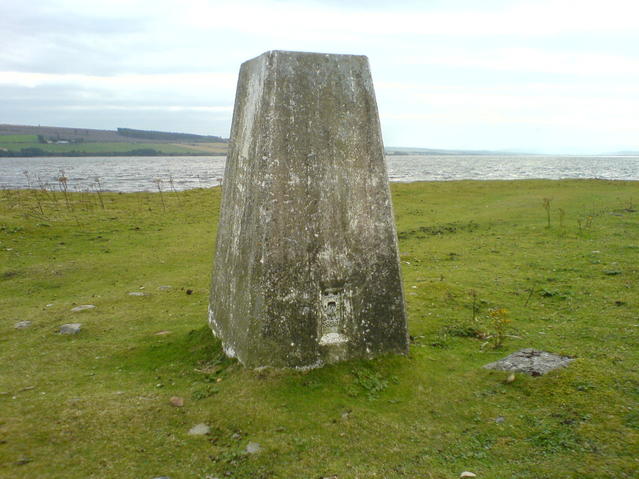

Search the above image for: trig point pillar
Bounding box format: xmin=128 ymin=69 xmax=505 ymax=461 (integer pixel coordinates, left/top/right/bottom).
xmin=209 ymin=50 xmax=408 ymax=368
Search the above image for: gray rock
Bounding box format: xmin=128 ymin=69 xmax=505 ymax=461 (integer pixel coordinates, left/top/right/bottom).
xmin=70 ymin=304 xmax=95 ymax=312
xmin=187 ymin=423 xmax=210 ymax=436
xmin=209 ymin=50 xmax=408 ymax=369
xmin=128 ymin=292 xmax=146 ymax=296
xmin=245 ymin=442 xmax=261 ymax=454
xmin=59 ymin=323 xmax=82 ymax=335
xmin=15 ymin=320 xmax=32 ymax=329
xmin=484 ymin=348 xmax=574 ymax=376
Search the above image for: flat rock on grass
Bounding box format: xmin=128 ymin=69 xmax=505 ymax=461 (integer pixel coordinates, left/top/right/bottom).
xmin=15 ymin=321 xmax=32 ymax=329
xmin=59 ymin=323 xmax=82 ymax=335
xmin=484 ymin=348 xmax=574 ymax=376
xmin=187 ymin=423 xmax=210 ymax=436
xmin=128 ymin=292 xmax=146 ymax=296
xmin=246 ymin=442 xmax=262 ymax=454
xmin=70 ymin=304 xmax=96 ymax=312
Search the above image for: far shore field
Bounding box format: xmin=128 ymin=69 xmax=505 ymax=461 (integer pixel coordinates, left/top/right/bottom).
xmin=0 ymin=133 xmax=228 ymax=157
xmin=1 ymin=180 xmax=637 ymax=478
xmin=0 ymin=125 xmax=229 ymax=157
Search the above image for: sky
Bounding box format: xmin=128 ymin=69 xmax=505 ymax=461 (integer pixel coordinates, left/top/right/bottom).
xmin=1 ymin=0 xmax=638 ymax=154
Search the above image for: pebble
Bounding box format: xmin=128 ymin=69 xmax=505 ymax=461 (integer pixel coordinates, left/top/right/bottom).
xmin=158 ymin=285 xmax=172 ymax=291
xmin=70 ymin=305 xmax=95 ymax=312
xmin=245 ymin=442 xmax=261 ymax=454
xmin=15 ymin=321 xmax=32 ymax=329
xmin=59 ymin=323 xmax=82 ymax=335
xmin=460 ymin=472 xmax=477 ymax=478
xmin=495 ymin=416 xmax=505 ymax=424
xmin=604 ymin=270 xmax=622 ymax=276
xmin=128 ymin=292 xmax=146 ymax=296
xmin=188 ymin=423 xmax=210 ymax=436
xmin=154 ymin=331 xmax=172 ymax=336
xmin=169 ymin=396 xmax=184 ymax=407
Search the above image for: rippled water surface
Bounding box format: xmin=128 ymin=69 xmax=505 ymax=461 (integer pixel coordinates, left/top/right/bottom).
xmin=1 ymin=155 xmax=637 ymax=192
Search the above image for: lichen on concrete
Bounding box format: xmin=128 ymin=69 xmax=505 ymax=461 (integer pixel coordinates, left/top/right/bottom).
xmin=209 ymin=50 xmax=408 ymax=368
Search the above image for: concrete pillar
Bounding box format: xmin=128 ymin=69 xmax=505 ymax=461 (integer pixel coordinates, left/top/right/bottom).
xmin=209 ymin=50 xmax=408 ymax=368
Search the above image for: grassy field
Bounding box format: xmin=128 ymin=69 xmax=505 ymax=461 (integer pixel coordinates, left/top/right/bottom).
xmin=0 ymin=180 xmax=637 ymax=478
xmin=0 ymin=134 xmax=227 ymax=156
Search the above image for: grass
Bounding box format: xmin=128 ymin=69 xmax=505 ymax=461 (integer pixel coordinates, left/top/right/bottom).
xmin=0 ymin=135 xmax=227 ymax=156
xmin=0 ymin=135 xmax=38 ymax=144
xmin=0 ymin=179 xmax=638 ymax=478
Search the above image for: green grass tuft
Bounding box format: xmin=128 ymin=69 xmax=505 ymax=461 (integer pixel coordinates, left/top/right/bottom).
xmin=1 ymin=179 xmax=638 ymax=478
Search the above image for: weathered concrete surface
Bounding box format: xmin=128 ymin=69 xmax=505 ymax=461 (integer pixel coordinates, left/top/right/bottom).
xmin=209 ymin=50 xmax=408 ymax=368
xmin=483 ymin=348 xmax=574 ymax=376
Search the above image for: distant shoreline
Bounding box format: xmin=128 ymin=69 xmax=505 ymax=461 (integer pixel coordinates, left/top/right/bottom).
xmin=0 ymin=150 xmax=218 ymax=158
xmin=2 ymin=124 xmax=637 ymax=157
xmin=0 ymin=123 xmax=229 ymax=157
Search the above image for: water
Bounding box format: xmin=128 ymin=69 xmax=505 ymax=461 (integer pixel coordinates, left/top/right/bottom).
xmin=1 ymin=154 xmax=637 ymax=192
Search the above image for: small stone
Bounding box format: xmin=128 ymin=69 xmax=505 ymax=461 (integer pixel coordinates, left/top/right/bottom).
xmin=70 ymin=304 xmax=95 ymax=312
xmin=495 ymin=416 xmax=505 ymax=424
xmin=158 ymin=285 xmax=172 ymax=291
xmin=460 ymin=472 xmax=477 ymax=478
xmin=188 ymin=423 xmax=210 ymax=436
xmin=505 ymin=372 xmax=516 ymax=383
xmin=245 ymin=442 xmax=261 ymax=454
xmin=59 ymin=323 xmax=82 ymax=335
xmin=186 ymin=289 xmax=194 ymax=295
xmin=128 ymin=292 xmax=146 ymax=296
xmin=231 ymin=432 xmax=242 ymax=440
xmin=154 ymin=330 xmax=172 ymax=336
xmin=15 ymin=320 xmax=32 ymax=329
xmin=169 ymin=396 xmax=184 ymax=407
xmin=46 ymin=303 xmax=54 ymax=307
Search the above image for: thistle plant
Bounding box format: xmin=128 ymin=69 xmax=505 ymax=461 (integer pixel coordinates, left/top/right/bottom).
xmin=94 ymin=177 xmax=105 ymax=209
xmin=482 ymin=308 xmax=514 ymax=350
xmin=57 ymin=170 xmax=71 ymax=211
xmin=153 ymin=178 xmax=166 ymax=211
xmin=542 ymin=197 xmax=552 ymax=228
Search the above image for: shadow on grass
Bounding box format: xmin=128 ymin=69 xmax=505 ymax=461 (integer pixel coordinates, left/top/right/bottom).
xmin=110 ymin=324 xmax=416 ymax=409
xmin=113 ymin=326 xmax=235 ymax=377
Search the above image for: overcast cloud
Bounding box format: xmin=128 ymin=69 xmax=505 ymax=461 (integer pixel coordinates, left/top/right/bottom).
xmin=1 ymin=0 xmax=638 ymax=153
